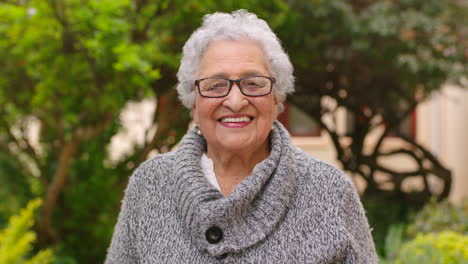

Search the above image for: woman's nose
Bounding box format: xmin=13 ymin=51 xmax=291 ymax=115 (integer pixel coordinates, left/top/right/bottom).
xmin=222 ymin=84 xmax=249 ymax=112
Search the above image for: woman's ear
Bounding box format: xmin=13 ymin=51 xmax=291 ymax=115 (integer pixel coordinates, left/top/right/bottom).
xmin=273 ymin=96 xmax=280 ymax=120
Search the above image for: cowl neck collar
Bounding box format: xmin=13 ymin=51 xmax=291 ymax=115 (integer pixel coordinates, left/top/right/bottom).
xmin=171 ymin=121 xmax=298 ymax=255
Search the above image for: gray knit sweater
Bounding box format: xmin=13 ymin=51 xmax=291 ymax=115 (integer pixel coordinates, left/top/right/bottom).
xmin=105 ymin=121 xmax=378 ymax=263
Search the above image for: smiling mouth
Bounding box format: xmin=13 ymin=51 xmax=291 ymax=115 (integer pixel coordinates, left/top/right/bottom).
xmin=219 ymin=116 xmax=253 ymax=123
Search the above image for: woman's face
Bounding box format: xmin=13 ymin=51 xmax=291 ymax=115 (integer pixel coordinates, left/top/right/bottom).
xmin=193 ymin=39 xmax=278 ymax=155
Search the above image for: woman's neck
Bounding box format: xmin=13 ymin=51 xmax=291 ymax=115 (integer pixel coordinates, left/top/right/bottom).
xmin=206 ymin=141 xmax=270 ymax=196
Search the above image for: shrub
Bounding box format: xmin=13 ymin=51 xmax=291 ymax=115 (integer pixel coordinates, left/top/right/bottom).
xmin=0 ymin=199 xmax=54 ymax=264
xmin=406 ymin=199 xmax=468 ymax=238
xmin=380 ymin=199 xmax=468 ymax=263
xmin=397 ymin=231 xmax=468 ymax=264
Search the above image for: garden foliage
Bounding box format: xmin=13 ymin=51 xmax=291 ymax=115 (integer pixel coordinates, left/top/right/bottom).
xmin=397 ymin=231 xmax=468 ymax=264
xmin=381 ymin=199 xmax=468 ymax=263
xmin=406 ymin=199 xmax=468 ymax=237
xmin=0 ymin=199 xmax=54 ymax=264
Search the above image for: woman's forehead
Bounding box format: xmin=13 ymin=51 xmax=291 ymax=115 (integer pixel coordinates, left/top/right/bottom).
xmin=197 ymin=39 xmax=270 ymax=78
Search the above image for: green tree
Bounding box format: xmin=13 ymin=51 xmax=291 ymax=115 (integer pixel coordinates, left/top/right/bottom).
xmin=0 ymin=0 xmax=157 ymax=244
xmin=0 ymin=0 xmax=190 ymax=261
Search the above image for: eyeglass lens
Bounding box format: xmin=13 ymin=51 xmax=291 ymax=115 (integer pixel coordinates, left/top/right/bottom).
xmin=198 ymin=76 xmax=271 ymax=97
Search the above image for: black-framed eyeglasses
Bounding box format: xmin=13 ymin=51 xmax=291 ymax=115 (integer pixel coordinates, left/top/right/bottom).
xmin=194 ymin=75 xmax=275 ymax=98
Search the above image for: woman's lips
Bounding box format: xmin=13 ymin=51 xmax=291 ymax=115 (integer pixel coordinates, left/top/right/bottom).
xmin=218 ymin=115 xmax=253 ymax=128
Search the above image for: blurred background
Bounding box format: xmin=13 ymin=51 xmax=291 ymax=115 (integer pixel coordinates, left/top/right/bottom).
xmin=0 ymin=0 xmax=467 ymax=263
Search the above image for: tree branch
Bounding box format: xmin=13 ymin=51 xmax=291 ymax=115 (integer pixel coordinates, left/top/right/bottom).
xmin=39 ymin=112 xmax=113 ymax=244
xmin=0 ymin=115 xmax=48 ymax=186
xmin=74 ymin=112 xmax=113 ymax=141
xmin=398 ymin=133 xmax=452 ymax=200
xmin=137 ymin=90 xmax=185 ymax=165
xmin=39 ymin=139 xmax=78 ymax=244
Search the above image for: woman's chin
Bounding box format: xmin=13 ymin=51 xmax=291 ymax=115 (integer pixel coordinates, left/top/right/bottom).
xmin=219 ymin=137 xmax=254 ymax=152
xmin=215 ymin=134 xmax=269 ymax=155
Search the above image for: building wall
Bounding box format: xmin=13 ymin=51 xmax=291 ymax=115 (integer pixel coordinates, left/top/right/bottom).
xmin=437 ymin=85 xmax=468 ymax=203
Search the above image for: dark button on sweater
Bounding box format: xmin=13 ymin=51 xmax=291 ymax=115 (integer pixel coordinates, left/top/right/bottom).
xmin=206 ymin=226 xmax=223 ymax=244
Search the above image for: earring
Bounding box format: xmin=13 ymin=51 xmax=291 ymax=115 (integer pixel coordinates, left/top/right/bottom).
xmin=271 ymin=125 xmax=275 ymax=131
xmin=195 ymin=126 xmax=202 ymax=136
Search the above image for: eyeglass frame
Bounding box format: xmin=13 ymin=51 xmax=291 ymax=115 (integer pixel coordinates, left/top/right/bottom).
xmin=194 ymin=75 xmax=276 ymax=98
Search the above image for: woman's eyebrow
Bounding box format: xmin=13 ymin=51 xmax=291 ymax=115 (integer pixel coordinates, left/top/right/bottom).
xmin=241 ymin=70 xmax=265 ymax=76
xmin=206 ymin=72 xmax=229 ymax=78
xmin=207 ymin=71 xmax=266 ymax=78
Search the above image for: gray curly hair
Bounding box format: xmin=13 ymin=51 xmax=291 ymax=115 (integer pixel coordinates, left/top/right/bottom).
xmin=176 ymin=10 xmax=294 ymax=112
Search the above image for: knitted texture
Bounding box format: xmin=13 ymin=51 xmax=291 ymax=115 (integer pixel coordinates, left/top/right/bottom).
xmin=105 ymin=121 xmax=378 ymax=263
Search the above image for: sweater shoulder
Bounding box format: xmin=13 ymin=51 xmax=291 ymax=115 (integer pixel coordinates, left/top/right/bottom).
xmin=291 ymin=148 xmax=377 ymax=262
xmin=293 ymin=146 xmax=355 ymax=190
xmin=130 ymin=151 xmax=177 ymax=184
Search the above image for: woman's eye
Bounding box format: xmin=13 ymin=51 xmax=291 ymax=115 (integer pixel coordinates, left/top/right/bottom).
xmin=209 ymin=83 xmax=226 ymax=90
xmin=245 ymin=81 xmax=262 ymax=88
xmin=248 ymin=82 xmax=260 ymax=86
xmin=213 ymin=83 xmax=225 ymax=88
xmin=202 ymin=80 xmax=227 ymax=91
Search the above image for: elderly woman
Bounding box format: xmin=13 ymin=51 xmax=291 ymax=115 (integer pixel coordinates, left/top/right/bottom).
xmin=106 ymin=10 xmax=378 ymax=263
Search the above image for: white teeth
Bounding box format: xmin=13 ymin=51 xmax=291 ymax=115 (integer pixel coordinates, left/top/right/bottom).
xmin=221 ymin=116 xmax=251 ymax=123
